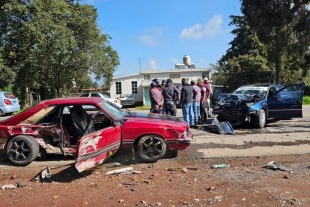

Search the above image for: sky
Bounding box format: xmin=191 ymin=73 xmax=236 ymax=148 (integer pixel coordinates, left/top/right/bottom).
xmin=85 ymin=0 xmax=242 ymax=77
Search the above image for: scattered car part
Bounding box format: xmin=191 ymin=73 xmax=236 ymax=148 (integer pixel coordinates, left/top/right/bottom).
xmin=263 ymin=161 xmax=293 ymax=172
xmin=1 ymin=184 xmax=16 ymax=190
xmin=41 ymin=167 xmax=52 ymax=179
xmin=105 ymin=167 xmax=134 ymax=176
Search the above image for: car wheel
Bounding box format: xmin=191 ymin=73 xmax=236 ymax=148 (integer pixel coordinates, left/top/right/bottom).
xmin=6 ymin=135 xmax=40 ymax=165
xmin=253 ymin=109 xmax=266 ymax=128
xmin=0 ymin=110 xmax=3 ymax=116
xmin=137 ymin=135 xmax=167 ymax=162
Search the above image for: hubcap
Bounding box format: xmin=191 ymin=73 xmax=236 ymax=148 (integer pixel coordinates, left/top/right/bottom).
xmin=142 ymin=136 xmax=163 ymax=157
xmin=260 ymin=111 xmax=266 ymax=126
xmin=9 ymin=141 xmax=30 ymax=161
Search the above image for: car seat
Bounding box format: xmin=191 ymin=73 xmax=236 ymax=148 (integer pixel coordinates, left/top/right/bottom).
xmin=70 ymin=105 xmax=94 ymax=139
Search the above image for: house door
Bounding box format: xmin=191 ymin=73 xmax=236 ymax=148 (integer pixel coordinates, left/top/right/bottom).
xmin=144 ymin=87 xmax=151 ymax=106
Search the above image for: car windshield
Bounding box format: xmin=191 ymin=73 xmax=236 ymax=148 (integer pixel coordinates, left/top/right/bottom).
xmin=233 ymin=86 xmax=268 ymax=98
xmin=119 ymin=94 xmax=131 ymax=98
xmin=98 ymin=100 xmax=125 ymax=120
xmin=4 ymin=92 xmax=16 ymax=99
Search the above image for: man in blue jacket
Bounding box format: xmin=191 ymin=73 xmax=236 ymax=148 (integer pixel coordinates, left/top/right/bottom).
xmin=180 ymin=78 xmax=196 ymax=127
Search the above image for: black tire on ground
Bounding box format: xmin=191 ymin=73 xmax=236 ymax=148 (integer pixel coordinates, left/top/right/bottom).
xmin=253 ymin=109 xmax=266 ymax=128
xmin=6 ymin=135 xmax=40 ymax=165
xmin=137 ymin=135 xmax=167 ymax=162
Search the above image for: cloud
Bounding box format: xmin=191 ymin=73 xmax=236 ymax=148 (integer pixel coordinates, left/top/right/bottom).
xmin=149 ymin=58 xmax=157 ymax=70
xmin=170 ymin=58 xmax=180 ymax=64
xmin=180 ymin=14 xmax=223 ymax=39
xmin=140 ymin=27 xmax=163 ymax=46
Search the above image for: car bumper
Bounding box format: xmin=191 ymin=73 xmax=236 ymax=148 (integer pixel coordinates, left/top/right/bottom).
xmin=167 ymin=130 xmax=193 ymax=150
xmin=120 ymin=100 xmax=135 ymax=106
xmin=0 ymin=105 xmax=20 ymax=113
xmin=213 ymin=109 xmax=246 ymax=124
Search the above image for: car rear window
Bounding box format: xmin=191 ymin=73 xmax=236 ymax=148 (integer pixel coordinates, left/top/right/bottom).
xmin=4 ymin=92 xmax=16 ymax=99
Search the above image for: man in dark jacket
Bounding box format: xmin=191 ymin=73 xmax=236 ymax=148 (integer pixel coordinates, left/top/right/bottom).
xmin=180 ymin=78 xmax=196 ymax=127
xmin=150 ymin=81 xmax=163 ymax=113
xmin=162 ymin=79 xmax=179 ymax=116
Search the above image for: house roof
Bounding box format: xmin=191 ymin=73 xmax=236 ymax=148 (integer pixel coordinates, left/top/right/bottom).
xmin=141 ymin=68 xmax=211 ymax=74
xmin=112 ymin=73 xmax=141 ymax=80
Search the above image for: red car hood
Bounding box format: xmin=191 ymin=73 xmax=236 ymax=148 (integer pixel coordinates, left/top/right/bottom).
xmin=124 ymin=112 xmax=188 ymax=127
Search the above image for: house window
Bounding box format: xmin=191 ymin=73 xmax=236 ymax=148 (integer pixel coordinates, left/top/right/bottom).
xmin=116 ymin=82 xmax=122 ymax=94
xmin=144 ymin=75 xmax=150 ymax=80
xmin=131 ymin=81 xmax=138 ymax=94
xmin=170 ymin=74 xmax=180 ymax=79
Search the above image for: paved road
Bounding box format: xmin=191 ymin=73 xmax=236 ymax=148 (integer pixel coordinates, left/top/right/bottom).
xmin=0 ymin=106 xmax=310 ymax=168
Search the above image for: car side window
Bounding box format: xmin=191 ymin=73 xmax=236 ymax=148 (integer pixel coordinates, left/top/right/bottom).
xmin=268 ymin=87 xmax=276 ymax=98
xmin=90 ymin=93 xmax=99 ymax=97
xmin=80 ymin=94 xmax=89 ymax=97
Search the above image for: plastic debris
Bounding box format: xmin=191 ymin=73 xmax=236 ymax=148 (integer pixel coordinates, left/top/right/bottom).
xmin=211 ymin=164 xmax=230 ymax=169
xmin=263 ymin=161 xmax=293 ymax=172
xmin=105 ymin=167 xmax=134 ymax=176
xmin=16 ymin=182 xmax=26 ymax=188
xmin=41 ymin=167 xmax=52 ymax=179
xmin=1 ymin=184 xmax=16 ymax=190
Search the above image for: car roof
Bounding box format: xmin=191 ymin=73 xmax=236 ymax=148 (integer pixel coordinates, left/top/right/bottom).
xmin=239 ymin=83 xmax=283 ymax=87
xmin=42 ymin=97 xmax=103 ymax=105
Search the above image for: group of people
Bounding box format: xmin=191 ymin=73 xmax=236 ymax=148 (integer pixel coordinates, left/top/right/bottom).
xmin=149 ymin=77 xmax=212 ymax=127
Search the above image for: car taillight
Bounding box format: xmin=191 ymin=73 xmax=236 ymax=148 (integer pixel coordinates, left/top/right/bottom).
xmin=4 ymin=99 xmax=11 ymax=105
xmin=114 ymin=100 xmax=118 ymax=103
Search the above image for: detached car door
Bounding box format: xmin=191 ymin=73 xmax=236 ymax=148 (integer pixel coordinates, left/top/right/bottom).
xmin=75 ymin=125 xmax=121 ymax=172
xmin=267 ymin=83 xmax=305 ymax=119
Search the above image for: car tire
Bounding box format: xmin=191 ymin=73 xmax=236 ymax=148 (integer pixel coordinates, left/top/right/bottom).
xmin=253 ymin=109 xmax=266 ymax=128
xmin=6 ymin=135 xmax=40 ymax=165
xmin=0 ymin=110 xmax=3 ymax=116
xmin=137 ymin=135 xmax=167 ymax=162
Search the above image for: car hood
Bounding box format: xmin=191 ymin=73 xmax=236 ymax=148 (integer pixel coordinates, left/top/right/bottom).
xmin=124 ymin=112 xmax=187 ymax=126
xmin=214 ymin=93 xmax=263 ymax=110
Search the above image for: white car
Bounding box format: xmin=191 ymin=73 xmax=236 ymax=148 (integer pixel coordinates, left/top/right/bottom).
xmin=79 ymin=93 xmax=122 ymax=108
xmin=117 ymin=94 xmax=136 ymax=107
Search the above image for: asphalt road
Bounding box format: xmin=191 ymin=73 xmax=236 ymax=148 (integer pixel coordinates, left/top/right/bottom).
xmin=0 ymin=106 xmax=310 ymax=169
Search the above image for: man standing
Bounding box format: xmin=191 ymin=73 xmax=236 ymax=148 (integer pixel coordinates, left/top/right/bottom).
xmin=197 ymin=79 xmax=207 ymax=122
xmin=162 ymin=79 xmax=179 ymax=116
xmin=180 ymin=78 xmax=196 ymax=127
xmin=150 ymin=82 xmax=163 ymax=113
xmin=203 ymin=77 xmax=212 ymax=116
xmin=190 ymin=80 xmax=201 ymax=125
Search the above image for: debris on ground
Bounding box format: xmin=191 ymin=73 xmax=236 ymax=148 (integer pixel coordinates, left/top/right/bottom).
xmin=16 ymin=182 xmax=26 ymax=188
xmin=263 ymin=161 xmax=293 ymax=172
xmin=41 ymin=167 xmax=52 ymax=179
xmin=1 ymin=184 xmax=16 ymax=190
xmin=211 ymin=164 xmax=230 ymax=169
xmin=196 ymin=116 xmax=235 ymax=135
xmin=105 ymin=167 xmax=141 ymax=176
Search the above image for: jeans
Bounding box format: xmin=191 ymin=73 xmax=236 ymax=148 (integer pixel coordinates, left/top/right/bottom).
xmin=164 ymin=101 xmax=177 ymax=116
xmin=193 ymin=101 xmax=200 ymax=123
xmin=182 ymin=102 xmax=194 ymax=126
xmin=200 ymin=101 xmax=207 ymax=121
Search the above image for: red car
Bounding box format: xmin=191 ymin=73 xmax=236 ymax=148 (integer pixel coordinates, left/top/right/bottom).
xmin=0 ymin=98 xmax=193 ymax=172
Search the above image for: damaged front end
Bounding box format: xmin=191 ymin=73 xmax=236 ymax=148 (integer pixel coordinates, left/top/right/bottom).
xmin=212 ymin=93 xmax=265 ymax=125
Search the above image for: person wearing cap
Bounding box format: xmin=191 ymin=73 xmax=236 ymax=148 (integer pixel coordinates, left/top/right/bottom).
xmin=160 ymin=79 xmax=167 ymax=114
xmin=149 ymin=81 xmax=163 ymax=113
xmin=162 ymin=78 xmax=179 ymax=116
xmin=190 ymin=80 xmax=201 ymax=125
xmin=197 ymin=78 xmax=207 ymax=122
xmin=203 ymin=77 xmax=212 ymax=117
xmin=180 ymin=78 xmax=196 ymax=127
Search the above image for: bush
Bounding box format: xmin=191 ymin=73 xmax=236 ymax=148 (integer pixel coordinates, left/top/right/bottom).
xmin=135 ymin=106 xmax=151 ymax=110
xmin=303 ymin=96 xmax=310 ymax=105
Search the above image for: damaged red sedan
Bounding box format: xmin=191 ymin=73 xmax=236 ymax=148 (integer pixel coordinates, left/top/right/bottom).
xmin=0 ymin=98 xmax=193 ymax=172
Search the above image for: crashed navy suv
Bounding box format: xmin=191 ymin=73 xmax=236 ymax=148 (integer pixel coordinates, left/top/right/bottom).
xmin=212 ymin=83 xmax=305 ymax=128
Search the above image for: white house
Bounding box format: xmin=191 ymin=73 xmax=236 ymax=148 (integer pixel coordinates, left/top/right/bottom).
xmin=110 ymin=68 xmax=211 ymax=106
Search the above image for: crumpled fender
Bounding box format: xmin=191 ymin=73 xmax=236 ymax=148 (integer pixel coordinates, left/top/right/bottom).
xmin=206 ymin=116 xmax=235 ymax=135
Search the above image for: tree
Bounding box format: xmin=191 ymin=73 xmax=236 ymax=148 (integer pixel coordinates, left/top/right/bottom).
xmin=241 ymin=0 xmax=310 ymax=83
xmin=0 ymin=0 xmax=119 ymax=105
xmin=0 ymin=47 xmax=15 ymax=89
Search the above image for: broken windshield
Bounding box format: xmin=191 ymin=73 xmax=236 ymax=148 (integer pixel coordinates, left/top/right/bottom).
xmin=234 ymin=86 xmax=268 ymax=98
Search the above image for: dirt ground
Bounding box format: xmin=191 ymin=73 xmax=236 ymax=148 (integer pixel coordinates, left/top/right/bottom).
xmin=0 ymin=153 xmax=310 ymax=207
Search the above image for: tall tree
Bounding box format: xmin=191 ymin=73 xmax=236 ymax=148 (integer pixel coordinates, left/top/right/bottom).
xmin=0 ymin=0 xmax=119 ymax=104
xmin=241 ymin=0 xmax=310 ymax=83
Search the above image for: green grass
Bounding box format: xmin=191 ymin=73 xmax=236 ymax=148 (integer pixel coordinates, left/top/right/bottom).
xmin=135 ymin=105 xmax=151 ymax=110
xmin=303 ymin=96 xmax=310 ymax=105
xmin=13 ymin=109 xmax=26 ymax=115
